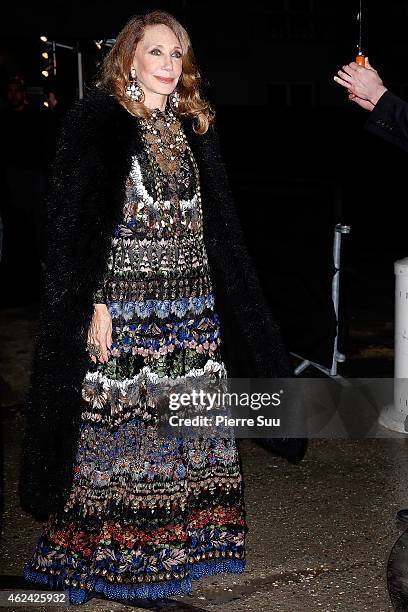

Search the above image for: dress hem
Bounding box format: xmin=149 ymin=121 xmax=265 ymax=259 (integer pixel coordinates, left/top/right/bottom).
xmin=23 ymin=557 xmax=246 ymax=604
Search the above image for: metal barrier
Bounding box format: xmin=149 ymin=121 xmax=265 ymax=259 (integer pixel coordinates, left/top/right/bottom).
xmin=291 ymin=223 xmax=351 ymax=378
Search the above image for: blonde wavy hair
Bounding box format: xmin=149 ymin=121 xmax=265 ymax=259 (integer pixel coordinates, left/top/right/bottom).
xmin=96 ymin=10 xmax=214 ymax=134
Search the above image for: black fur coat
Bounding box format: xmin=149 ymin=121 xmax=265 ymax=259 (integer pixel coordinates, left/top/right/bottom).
xmin=19 ymin=86 xmax=293 ymax=520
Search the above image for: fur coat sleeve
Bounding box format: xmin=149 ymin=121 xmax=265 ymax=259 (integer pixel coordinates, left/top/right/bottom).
xmin=18 ymin=93 xmax=122 ymax=520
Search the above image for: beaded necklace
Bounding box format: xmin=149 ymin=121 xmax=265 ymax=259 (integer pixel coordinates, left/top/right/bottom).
xmin=140 ymin=107 xmax=203 ymax=236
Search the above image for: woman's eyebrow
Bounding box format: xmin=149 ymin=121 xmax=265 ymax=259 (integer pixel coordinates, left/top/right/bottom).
xmin=149 ymin=43 xmax=182 ymax=49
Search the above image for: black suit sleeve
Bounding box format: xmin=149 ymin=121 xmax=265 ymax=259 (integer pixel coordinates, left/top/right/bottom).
xmin=365 ymin=90 xmax=408 ymax=153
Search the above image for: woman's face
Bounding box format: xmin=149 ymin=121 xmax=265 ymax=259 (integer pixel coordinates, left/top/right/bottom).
xmin=132 ymin=24 xmax=183 ymax=98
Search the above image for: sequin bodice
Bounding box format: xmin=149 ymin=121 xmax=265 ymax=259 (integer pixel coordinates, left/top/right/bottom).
xmin=102 ymin=107 xmax=211 ymax=299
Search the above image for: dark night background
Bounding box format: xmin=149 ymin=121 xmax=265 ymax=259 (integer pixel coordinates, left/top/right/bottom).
xmin=1 ymin=0 xmax=408 ymax=373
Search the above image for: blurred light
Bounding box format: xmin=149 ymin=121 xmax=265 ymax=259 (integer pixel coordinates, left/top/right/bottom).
xmin=43 ymin=100 xmax=49 ymax=108
xmin=42 ymin=52 xmax=49 ymax=59
xmin=93 ymin=38 xmax=116 ymax=51
xmin=40 ymin=35 xmax=48 ymax=42
xmin=42 ymin=70 xmax=49 ymax=78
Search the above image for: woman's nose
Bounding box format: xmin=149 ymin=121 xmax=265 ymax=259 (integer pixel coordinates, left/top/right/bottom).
xmin=162 ymin=55 xmax=173 ymax=70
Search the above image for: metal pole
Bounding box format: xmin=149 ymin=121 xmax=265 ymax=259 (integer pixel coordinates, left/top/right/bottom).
xmin=77 ymin=46 xmax=83 ymax=99
xmin=55 ymin=42 xmax=75 ymax=50
xmin=331 ymin=224 xmax=350 ymax=375
xmin=52 ymin=40 xmax=57 ymax=76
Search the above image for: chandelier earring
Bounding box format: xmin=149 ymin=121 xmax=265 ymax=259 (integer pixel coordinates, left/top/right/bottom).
xmin=125 ymin=68 xmax=144 ymax=102
xmin=169 ymin=87 xmax=180 ymax=111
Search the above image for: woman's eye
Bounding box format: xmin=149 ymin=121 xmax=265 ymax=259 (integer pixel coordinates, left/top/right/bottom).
xmin=150 ymin=49 xmax=182 ymax=58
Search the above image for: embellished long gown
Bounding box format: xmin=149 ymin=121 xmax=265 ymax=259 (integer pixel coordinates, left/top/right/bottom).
xmin=23 ymin=106 xmax=247 ymax=604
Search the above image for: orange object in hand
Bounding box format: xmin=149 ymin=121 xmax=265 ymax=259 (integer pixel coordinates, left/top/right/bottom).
xmin=356 ymin=54 xmax=365 ymax=66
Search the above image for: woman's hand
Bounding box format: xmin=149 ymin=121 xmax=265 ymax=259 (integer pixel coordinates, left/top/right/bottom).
xmin=334 ymin=57 xmax=388 ymax=109
xmin=87 ymin=304 xmax=112 ymax=364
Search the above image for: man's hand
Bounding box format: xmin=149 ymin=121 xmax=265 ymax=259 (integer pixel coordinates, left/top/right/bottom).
xmin=333 ymin=58 xmax=388 ymax=109
xmin=348 ymin=92 xmax=375 ymax=112
xmin=87 ymin=304 xmax=112 ymax=364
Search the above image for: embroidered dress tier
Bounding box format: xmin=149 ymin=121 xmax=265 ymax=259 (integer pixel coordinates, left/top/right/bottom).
xmin=23 ymin=106 xmax=247 ymax=604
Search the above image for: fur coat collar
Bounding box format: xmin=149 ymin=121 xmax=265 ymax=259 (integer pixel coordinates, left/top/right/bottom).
xmin=19 ymin=86 xmax=292 ymax=519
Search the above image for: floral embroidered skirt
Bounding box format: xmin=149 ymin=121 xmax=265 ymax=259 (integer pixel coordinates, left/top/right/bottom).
xmin=23 ymin=297 xmax=247 ymax=605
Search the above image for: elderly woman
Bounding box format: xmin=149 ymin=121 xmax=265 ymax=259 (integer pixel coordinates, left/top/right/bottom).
xmin=20 ymin=10 xmax=292 ymax=605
